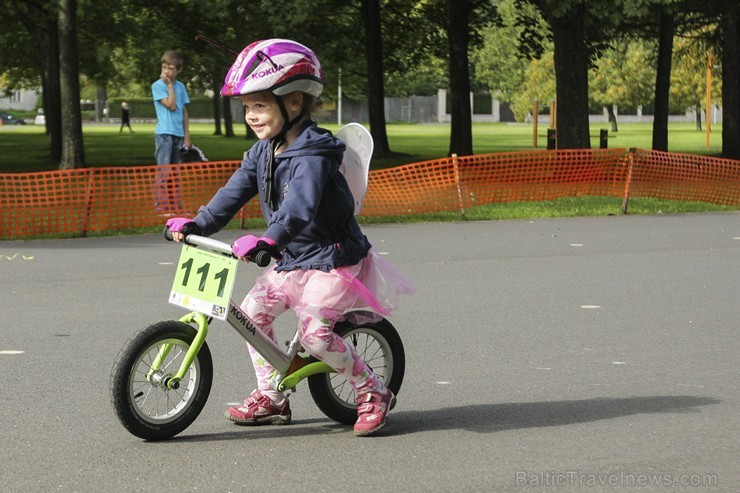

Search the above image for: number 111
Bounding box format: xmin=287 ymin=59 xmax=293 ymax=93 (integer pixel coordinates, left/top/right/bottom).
xmin=180 ymin=258 xmax=230 ymax=297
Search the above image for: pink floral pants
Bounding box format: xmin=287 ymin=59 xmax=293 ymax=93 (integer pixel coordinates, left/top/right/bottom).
xmin=240 ymin=266 xmax=385 ymax=399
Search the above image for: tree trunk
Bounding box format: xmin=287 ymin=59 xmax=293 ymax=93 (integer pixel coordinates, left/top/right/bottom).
xmin=58 ymin=0 xmax=85 ymax=169
xmin=222 ymin=96 xmax=234 ymax=137
xmin=361 ymin=0 xmax=391 ymax=156
xmin=695 ymin=103 xmax=702 ymax=131
xmin=722 ymin=2 xmax=740 ymax=159
xmin=212 ymin=73 xmax=222 ymax=136
xmin=42 ymin=12 xmax=62 ymax=165
xmin=607 ymin=105 xmax=618 ymax=132
xmin=95 ymin=85 xmax=107 ymax=123
xmin=652 ymin=9 xmax=674 ymax=152
xmin=448 ymin=0 xmax=473 ymax=156
xmin=548 ymin=4 xmax=591 ymax=149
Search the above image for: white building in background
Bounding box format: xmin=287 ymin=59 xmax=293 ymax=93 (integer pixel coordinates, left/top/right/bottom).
xmin=0 ymin=88 xmax=39 ymax=111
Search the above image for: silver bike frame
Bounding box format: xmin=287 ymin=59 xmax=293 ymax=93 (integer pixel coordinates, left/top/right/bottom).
xmin=225 ymin=300 xmax=293 ymax=373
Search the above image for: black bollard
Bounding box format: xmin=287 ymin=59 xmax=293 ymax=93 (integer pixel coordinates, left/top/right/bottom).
xmin=547 ymin=128 xmax=557 ymax=150
xmin=600 ymin=129 xmax=608 ymax=149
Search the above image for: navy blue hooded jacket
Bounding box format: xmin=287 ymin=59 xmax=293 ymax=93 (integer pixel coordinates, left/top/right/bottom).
xmin=193 ymin=122 xmax=371 ymax=272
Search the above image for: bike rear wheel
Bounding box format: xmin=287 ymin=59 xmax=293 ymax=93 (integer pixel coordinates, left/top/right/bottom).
xmin=308 ymin=314 xmax=405 ymax=425
xmin=109 ymin=321 xmax=213 ymax=440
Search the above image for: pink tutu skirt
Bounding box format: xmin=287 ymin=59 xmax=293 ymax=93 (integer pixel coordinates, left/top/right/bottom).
xmin=255 ymin=249 xmax=415 ymax=322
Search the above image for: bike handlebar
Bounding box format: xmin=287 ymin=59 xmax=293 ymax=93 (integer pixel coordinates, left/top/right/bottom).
xmin=163 ymin=227 xmax=272 ymax=267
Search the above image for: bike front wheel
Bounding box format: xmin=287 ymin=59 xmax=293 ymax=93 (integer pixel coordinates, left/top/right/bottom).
xmin=109 ymin=321 xmax=213 ymax=440
xmin=308 ymin=314 xmax=405 ymax=425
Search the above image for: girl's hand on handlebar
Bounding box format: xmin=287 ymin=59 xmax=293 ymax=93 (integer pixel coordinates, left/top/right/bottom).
xmin=232 ymin=234 xmax=277 ymax=262
xmin=165 ymin=217 xmax=201 ymax=242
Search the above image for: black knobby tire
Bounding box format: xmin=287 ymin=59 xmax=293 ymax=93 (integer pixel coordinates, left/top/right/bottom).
xmin=109 ymin=321 xmax=213 ymax=440
xmin=308 ymin=315 xmax=405 ymax=425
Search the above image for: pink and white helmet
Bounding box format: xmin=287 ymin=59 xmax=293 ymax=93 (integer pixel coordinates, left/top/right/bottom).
xmin=221 ymin=39 xmax=324 ymax=98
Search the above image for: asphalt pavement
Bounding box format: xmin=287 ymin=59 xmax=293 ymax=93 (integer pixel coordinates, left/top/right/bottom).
xmin=1 ymin=213 xmax=738 ymax=492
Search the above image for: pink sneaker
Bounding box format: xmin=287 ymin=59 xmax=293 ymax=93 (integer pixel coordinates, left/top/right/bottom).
xmin=225 ymin=390 xmax=291 ymax=426
xmin=354 ymin=389 xmax=396 ymax=436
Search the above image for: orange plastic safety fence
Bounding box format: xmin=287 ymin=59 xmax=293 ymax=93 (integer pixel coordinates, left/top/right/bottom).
xmin=1 ymin=148 xmax=739 ymax=240
xmin=624 ymin=149 xmax=740 ymax=206
xmin=0 ymin=161 xmax=256 ymax=239
xmin=362 ymin=148 xmax=628 ymax=217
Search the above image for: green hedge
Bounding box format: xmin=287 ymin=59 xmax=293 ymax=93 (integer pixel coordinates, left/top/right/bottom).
xmin=107 ymin=96 xmax=214 ymax=119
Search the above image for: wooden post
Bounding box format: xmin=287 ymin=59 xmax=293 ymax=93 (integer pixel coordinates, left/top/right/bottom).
xmin=549 ymin=99 xmax=558 ymax=149
xmin=451 ymin=153 xmax=466 ymax=220
xmin=549 ymin=99 xmax=555 ymax=129
xmin=533 ymin=99 xmax=539 ymax=148
xmin=82 ymin=168 xmax=96 ymax=237
xmin=621 ymin=148 xmax=636 ymax=214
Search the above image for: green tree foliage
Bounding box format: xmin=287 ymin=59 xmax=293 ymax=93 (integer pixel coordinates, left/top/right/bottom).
xmin=670 ymin=26 xmax=722 ymax=115
xmin=2 ymin=0 xmax=739 ymax=165
xmin=473 ymin=0 xmax=548 ymax=103
xmin=509 ymin=48 xmax=556 ymax=122
xmin=384 ymin=55 xmax=447 ymax=97
xmin=0 ymin=1 xmax=62 ymax=162
xmin=589 ymin=40 xmax=657 ymax=131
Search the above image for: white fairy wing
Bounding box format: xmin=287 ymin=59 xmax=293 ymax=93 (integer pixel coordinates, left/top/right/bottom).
xmin=336 ymin=123 xmax=373 ymax=215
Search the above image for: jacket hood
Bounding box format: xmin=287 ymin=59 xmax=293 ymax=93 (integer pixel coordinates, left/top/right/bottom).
xmin=276 ymin=121 xmax=345 ymax=160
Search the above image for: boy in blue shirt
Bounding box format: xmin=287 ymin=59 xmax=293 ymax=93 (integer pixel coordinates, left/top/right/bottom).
xmin=152 ymin=50 xmax=191 ymax=214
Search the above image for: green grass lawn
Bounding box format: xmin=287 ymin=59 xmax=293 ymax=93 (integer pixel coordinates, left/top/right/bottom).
xmin=0 ymin=121 xmax=725 ymax=173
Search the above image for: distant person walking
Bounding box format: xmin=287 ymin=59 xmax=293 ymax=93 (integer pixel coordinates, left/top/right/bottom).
xmin=119 ymin=102 xmax=133 ymax=133
xmin=152 ymin=50 xmax=191 ymax=215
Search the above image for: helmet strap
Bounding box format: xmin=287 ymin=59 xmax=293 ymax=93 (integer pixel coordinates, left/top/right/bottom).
xmin=265 ymin=95 xmax=308 ymax=211
xmin=274 ymin=94 xmax=308 ymax=142
xmin=264 ymin=138 xmax=279 ymax=211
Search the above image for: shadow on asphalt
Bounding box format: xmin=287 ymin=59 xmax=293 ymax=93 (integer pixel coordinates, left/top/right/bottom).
xmin=155 ymin=395 xmax=719 ymax=443
xmin=389 ymin=395 xmax=720 ymax=436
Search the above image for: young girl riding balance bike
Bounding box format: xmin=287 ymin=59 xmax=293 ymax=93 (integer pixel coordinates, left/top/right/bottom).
xmin=166 ymin=39 xmax=414 ymax=436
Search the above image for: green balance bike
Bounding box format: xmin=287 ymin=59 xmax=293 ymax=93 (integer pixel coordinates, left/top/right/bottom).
xmin=109 ymin=230 xmax=405 ymax=440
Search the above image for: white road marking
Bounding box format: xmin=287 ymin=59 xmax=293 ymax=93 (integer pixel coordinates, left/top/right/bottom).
xmin=0 ymin=350 xmax=25 ymax=355
xmin=0 ymin=254 xmax=35 ymax=260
